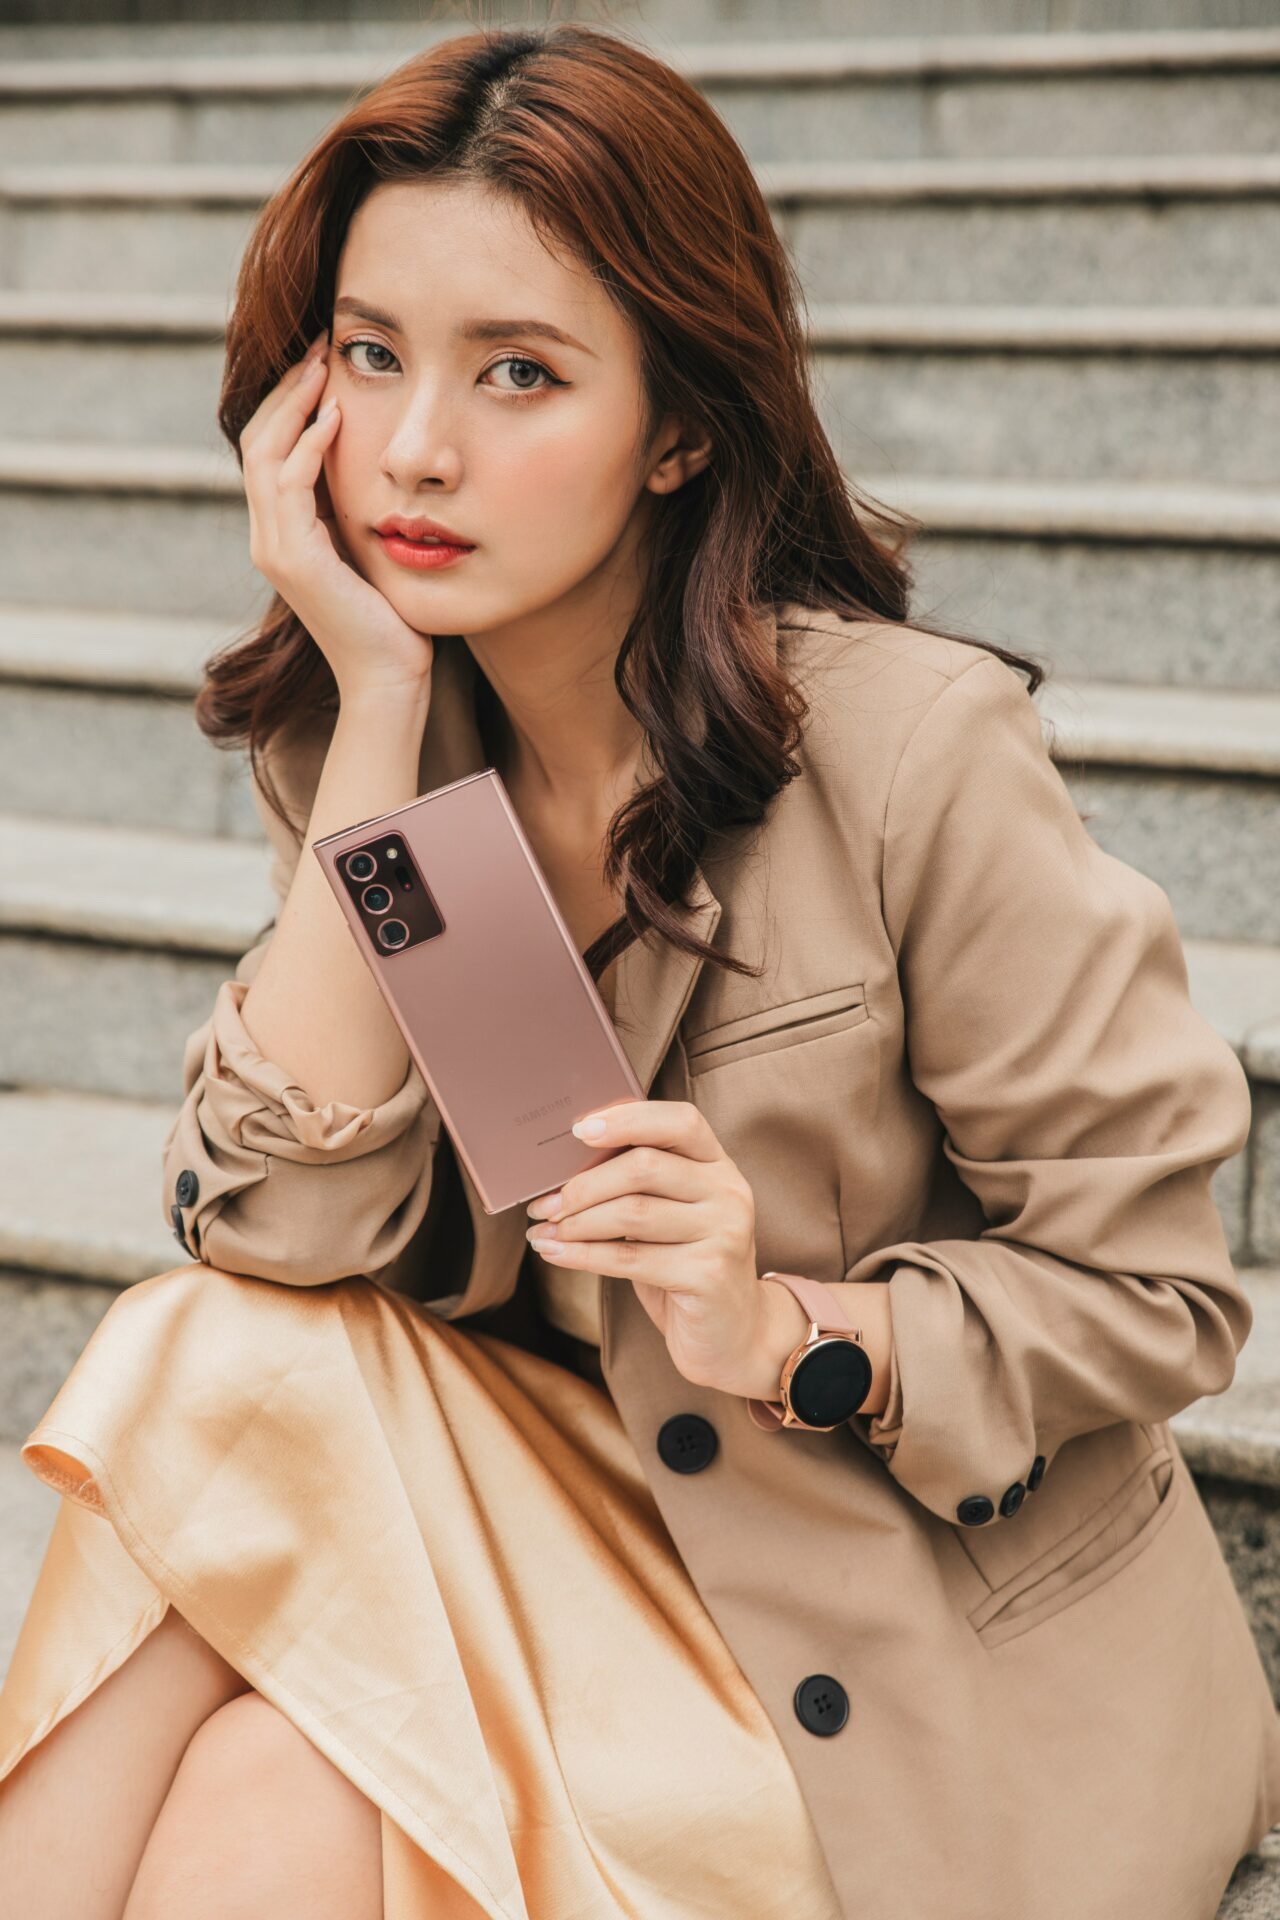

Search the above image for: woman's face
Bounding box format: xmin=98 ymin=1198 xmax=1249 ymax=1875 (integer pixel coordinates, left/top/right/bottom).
xmin=319 ymin=176 xmax=703 ymax=637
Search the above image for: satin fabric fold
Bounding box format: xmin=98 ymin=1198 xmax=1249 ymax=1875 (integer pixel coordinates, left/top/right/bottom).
xmin=0 ymin=1262 xmax=838 ymax=1920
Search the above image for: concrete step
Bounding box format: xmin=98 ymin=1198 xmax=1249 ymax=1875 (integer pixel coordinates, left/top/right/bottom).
xmin=1038 ymin=677 xmax=1280 ymax=777
xmin=4 ymin=293 xmax=1279 ymax=488
xmin=0 ymin=1088 xmax=180 ymax=1297
xmin=1223 ymin=1826 xmax=1280 ymax=1919
xmin=2 ymin=1 xmax=1279 ymax=58
xmin=774 ymin=152 xmax=1280 ymax=309
xmin=0 ymin=685 xmax=257 ymax=840
xmin=3 ymin=31 xmax=1280 ymax=169
xmin=0 ymin=1269 xmax=127 ymax=1447
xmin=813 ymin=304 xmax=1280 ymax=487
xmin=0 ymin=597 xmax=226 ymax=691
xmin=2 ymin=441 xmax=1278 ymax=688
xmin=0 ymin=602 xmax=260 ymax=840
xmin=2 ymin=153 xmax=1279 ymax=302
xmin=0 ymin=695 xmax=258 ymax=839
xmin=877 ymin=472 xmax=1280 ymax=690
xmin=0 ymin=809 xmax=273 ymax=951
xmin=0 ymin=436 xmax=258 ymax=621
xmin=0 ymin=602 xmax=261 ymax=835
xmin=0 ymin=812 xmax=274 ymax=1100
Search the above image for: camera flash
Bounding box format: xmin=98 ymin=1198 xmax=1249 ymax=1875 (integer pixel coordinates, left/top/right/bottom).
xmin=385 ymin=845 xmax=400 ymax=859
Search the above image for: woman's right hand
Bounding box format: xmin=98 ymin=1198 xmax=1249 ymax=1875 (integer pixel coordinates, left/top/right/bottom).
xmin=240 ymin=328 xmax=435 ymax=707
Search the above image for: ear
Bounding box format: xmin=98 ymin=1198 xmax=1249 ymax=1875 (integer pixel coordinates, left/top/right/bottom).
xmin=644 ymin=416 xmax=714 ymax=495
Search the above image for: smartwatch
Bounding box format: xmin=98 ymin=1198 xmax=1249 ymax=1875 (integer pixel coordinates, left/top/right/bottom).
xmin=747 ymin=1271 xmax=874 ymax=1433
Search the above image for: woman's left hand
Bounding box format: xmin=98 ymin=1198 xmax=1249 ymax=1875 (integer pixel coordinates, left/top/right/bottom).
xmin=525 ymin=1099 xmax=778 ymax=1397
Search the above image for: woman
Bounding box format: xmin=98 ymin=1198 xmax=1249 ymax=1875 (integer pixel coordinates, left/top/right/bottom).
xmin=1 ymin=23 xmax=1276 ymax=1920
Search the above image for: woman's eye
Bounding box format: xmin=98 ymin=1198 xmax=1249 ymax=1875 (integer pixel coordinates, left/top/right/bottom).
xmin=480 ymin=353 xmax=559 ymax=397
xmin=336 ymin=338 xmax=398 ymax=377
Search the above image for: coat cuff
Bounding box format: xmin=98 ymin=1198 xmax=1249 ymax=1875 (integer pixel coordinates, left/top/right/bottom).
xmin=855 ymin=1273 xmax=904 ymax=1464
xmin=845 ymin=1255 xmax=1044 ymax=1513
xmin=162 ymin=976 xmax=440 ymax=1281
xmin=204 ymin=977 xmax=432 ymax=1157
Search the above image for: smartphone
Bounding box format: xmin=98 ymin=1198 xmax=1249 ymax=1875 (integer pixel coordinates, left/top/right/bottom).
xmin=312 ymin=768 xmax=644 ymax=1215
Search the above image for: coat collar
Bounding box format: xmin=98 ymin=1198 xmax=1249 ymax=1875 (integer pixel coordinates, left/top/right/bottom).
xmin=417 ymin=614 xmax=775 ymax=1307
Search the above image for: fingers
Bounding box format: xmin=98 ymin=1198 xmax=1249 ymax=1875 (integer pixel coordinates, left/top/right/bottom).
xmin=528 ymin=1189 xmax=696 ymax=1254
xmin=241 ymin=330 xmax=336 ymax=572
xmin=274 ymin=391 xmax=341 ymax=548
xmin=536 ymin=1142 xmax=703 ymax=1224
xmin=571 ymin=1098 xmax=720 ymax=1164
xmin=241 ymin=330 xmax=330 ymax=456
xmin=246 ymin=356 xmax=330 ymax=489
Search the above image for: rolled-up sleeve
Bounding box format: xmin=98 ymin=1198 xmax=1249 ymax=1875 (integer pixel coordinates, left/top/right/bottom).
xmin=844 ymin=653 xmax=1254 ymax=1525
xmin=161 ymin=748 xmax=441 ymax=1285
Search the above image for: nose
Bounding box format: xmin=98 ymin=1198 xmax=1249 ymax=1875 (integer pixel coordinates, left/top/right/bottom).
xmin=379 ymin=379 xmax=464 ymax=490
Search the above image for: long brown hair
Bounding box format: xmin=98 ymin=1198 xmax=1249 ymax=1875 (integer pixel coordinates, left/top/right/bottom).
xmin=200 ymin=21 xmax=1046 ymax=982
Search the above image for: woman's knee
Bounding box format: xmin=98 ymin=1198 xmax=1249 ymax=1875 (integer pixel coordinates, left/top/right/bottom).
xmin=124 ymin=1691 xmax=382 ymax=1918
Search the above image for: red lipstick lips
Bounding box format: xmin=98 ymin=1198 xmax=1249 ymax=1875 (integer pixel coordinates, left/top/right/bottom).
xmin=374 ymin=514 xmax=476 ymax=572
xmin=375 ymin=514 xmax=474 ymax=546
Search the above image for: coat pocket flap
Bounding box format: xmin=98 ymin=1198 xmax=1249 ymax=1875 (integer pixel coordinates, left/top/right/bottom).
xmin=685 ymin=983 xmax=868 ymax=1066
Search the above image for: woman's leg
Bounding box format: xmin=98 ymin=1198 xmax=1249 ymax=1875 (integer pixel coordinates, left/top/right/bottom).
xmin=122 ymin=1689 xmax=383 ymax=1920
xmin=0 ymin=1602 xmax=254 ymax=1920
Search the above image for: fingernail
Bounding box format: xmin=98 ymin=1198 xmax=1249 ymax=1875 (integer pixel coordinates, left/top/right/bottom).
xmin=572 ymin=1115 xmax=606 ymax=1140
xmin=529 ymin=1234 xmax=562 ymax=1254
xmin=319 ymin=395 xmax=338 ymax=418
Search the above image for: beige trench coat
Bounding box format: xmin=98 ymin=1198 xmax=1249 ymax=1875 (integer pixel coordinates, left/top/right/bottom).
xmin=164 ymin=605 xmax=1280 ymax=1919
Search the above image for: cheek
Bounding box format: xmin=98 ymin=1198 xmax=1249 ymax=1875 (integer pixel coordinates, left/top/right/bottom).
xmin=489 ymin=418 xmax=641 ymax=547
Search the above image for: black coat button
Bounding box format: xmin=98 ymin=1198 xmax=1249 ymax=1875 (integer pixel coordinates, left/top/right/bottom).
xmin=957 ymin=1494 xmax=995 ymax=1526
xmin=1027 ymin=1454 xmax=1046 ymax=1493
xmin=657 ymin=1413 xmax=718 ymax=1474
xmin=794 ymin=1674 xmax=849 ymax=1736
xmin=170 ymin=1205 xmax=192 ymax=1254
xmin=175 ymin=1168 xmax=199 ymax=1208
xmin=999 ymin=1481 xmax=1026 ymax=1518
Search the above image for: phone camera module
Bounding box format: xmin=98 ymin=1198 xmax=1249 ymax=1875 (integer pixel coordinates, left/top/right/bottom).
xmin=335 ymin=836 xmax=440 ymax=952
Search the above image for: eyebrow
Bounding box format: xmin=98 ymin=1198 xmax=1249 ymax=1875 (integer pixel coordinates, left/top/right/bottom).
xmin=331 ymin=296 xmax=595 ymax=355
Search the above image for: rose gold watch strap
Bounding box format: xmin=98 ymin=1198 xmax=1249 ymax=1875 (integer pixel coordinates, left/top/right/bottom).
xmin=747 ymin=1395 xmax=792 ymax=1430
xmin=760 ymin=1270 xmax=857 ymax=1333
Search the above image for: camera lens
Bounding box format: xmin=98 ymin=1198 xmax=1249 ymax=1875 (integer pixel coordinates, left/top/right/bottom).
xmin=346 ymin=850 xmax=377 ymax=882
xmin=361 ymin=883 xmax=393 ymax=915
xmin=377 ymin=918 xmax=410 ymax=950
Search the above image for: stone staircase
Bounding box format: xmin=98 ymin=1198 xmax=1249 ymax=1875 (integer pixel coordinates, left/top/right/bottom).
xmin=1 ymin=9 xmax=1279 ymax=1906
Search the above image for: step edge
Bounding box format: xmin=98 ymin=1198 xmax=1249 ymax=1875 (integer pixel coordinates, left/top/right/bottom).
xmin=6 ymin=27 xmax=1280 ymax=96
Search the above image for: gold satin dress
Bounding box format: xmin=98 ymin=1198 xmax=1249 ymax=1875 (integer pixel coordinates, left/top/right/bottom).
xmin=0 ymin=964 xmax=839 ymax=1919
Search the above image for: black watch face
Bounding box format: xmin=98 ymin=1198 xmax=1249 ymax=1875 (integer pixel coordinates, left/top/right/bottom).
xmin=790 ymin=1338 xmax=874 ymax=1428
